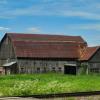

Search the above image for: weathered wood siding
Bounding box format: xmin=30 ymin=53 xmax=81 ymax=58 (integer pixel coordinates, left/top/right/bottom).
xmin=89 ymin=49 xmax=100 ymax=62
xmin=0 ymin=36 xmax=16 ymax=65
xmin=17 ymin=59 xmax=77 ymax=74
xmin=88 ymin=49 xmax=100 ymax=73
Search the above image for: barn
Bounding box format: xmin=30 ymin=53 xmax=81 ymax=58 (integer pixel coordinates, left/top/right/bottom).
xmin=0 ymin=33 xmax=100 ymax=75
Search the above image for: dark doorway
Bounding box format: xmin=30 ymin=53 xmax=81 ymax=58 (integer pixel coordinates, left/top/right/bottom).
xmin=64 ymin=65 xmax=76 ymax=75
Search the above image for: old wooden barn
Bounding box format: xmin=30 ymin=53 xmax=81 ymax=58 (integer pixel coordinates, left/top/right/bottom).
xmin=0 ymin=33 xmax=100 ymax=75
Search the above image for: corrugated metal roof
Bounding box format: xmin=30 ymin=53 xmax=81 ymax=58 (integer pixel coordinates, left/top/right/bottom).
xmin=5 ymin=33 xmax=96 ymax=59
xmin=13 ymin=41 xmax=79 ymax=58
xmin=80 ymin=46 xmax=100 ymax=61
xmin=7 ymin=33 xmax=86 ymax=43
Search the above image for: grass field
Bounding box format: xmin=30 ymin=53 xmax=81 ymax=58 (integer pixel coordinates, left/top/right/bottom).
xmin=0 ymin=73 xmax=100 ymax=96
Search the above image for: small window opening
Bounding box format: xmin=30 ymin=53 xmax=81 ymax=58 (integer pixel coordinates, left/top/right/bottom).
xmin=37 ymin=67 xmax=40 ymax=73
xmin=52 ymin=67 xmax=56 ymax=72
xmin=58 ymin=67 xmax=62 ymax=72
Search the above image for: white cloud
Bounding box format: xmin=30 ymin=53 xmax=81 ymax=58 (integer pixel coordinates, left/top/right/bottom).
xmin=0 ymin=0 xmax=100 ymax=20
xmin=65 ymin=23 xmax=100 ymax=31
xmin=0 ymin=27 xmax=10 ymax=32
xmin=27 ymin=27 xmax=40 ymax=33
xmin=61 ymin=11 xmax=100 ymax=20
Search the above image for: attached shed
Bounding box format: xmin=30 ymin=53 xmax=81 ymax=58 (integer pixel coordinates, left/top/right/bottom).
xmin=80 ymin=46 xmax=100 ymax=74
xmin=3 ymin=61 xmax=17 ymax=74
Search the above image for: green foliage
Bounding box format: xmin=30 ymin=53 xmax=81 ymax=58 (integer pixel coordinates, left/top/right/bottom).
xmin=0 ymin=73 xmax=99 ymax=96
xmin=79 ymin=64 xmax=88 ymax=75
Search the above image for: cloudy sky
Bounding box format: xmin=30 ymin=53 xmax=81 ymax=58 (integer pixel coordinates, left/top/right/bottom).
xmin=0 ymin=0 xmax=100 ymax=46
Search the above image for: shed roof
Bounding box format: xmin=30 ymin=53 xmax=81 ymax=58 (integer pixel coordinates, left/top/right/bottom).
xmin=3 ymin=61 xmax=16 ymax=67
xmin=80 ymin=46 xmax=100 ymax=61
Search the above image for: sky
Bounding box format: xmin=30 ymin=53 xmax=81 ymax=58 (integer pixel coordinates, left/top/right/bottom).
xmin=0 ymin=0 xmax=100 ymax=46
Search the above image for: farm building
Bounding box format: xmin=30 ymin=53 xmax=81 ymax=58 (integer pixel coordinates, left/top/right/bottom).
xmin=0 ymin=33 xmax=100 ymax=75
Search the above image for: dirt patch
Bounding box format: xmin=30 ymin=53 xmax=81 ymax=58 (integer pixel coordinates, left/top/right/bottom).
xmin=44 ymin=95 xmax=100 ymax=100
xmin=0 ymin=95 xmax=100 ymax=100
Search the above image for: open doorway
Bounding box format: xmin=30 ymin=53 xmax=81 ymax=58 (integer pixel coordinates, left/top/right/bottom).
xmin=64 ymin=64 xmax=77 ymax=75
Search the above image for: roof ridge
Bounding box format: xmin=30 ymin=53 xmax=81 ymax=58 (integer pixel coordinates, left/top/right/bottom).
xmin=88 ymin=46 xmax=100 ymax=48
xmin=6 ymin=33 xmax=86 ymax=44
xmin=6 ymin=32 xmax=81 ymax=37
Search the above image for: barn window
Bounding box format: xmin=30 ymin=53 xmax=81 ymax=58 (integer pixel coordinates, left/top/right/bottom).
xmin=52 ymin=67 xmax=56 ymax=72
xmin=90 ymin=68 xmax=99 ymax=73
xmin=37 ymin=67 xmax=40 ymax=73
xmin=58 ymin=67 xmax=62 ymax=72
xmin=89 ymin=63 xmax=100 ymax=73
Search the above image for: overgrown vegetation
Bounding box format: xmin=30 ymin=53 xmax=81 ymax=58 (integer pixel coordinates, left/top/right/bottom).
xmin=0 ymin=73 xmax=100 ymax=96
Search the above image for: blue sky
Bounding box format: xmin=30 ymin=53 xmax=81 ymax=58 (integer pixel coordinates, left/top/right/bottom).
xmin=0 ymin=0 xmax=100 ymax=46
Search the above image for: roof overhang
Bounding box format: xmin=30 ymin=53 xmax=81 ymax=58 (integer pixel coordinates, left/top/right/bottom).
xmin=64 ymin=63 xmax=77 ymax=66
xmin=3 ymin=61 xmax=16 ymax=67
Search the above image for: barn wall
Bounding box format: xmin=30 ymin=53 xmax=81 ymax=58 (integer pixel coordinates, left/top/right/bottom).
xmin=0 ymin=35 xmax=16 ymax=66
xmin=88 ymin=49 xmax=100 ymax=73
xmin=89 ymin=49 xmax=100 ymax=62
xmin=17 ymin=58 xmax=77 ymax=74
xmin=88 ymin=62 xmax=100 ymax=73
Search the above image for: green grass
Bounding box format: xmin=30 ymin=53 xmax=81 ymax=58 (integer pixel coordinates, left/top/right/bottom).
xmin=0 ymin=73 xmax=99 ymax=96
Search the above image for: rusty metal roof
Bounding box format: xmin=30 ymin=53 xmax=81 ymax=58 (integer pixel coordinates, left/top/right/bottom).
xmin=13 ymin=40 xmax=79 ymax=58
xmin=80 ymin=46 xmax=100 ymax=61
xmin=4 ymin=33 xmax=89 ymax=59
xmin=7 ymin=33 xmax=86 ymax=43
